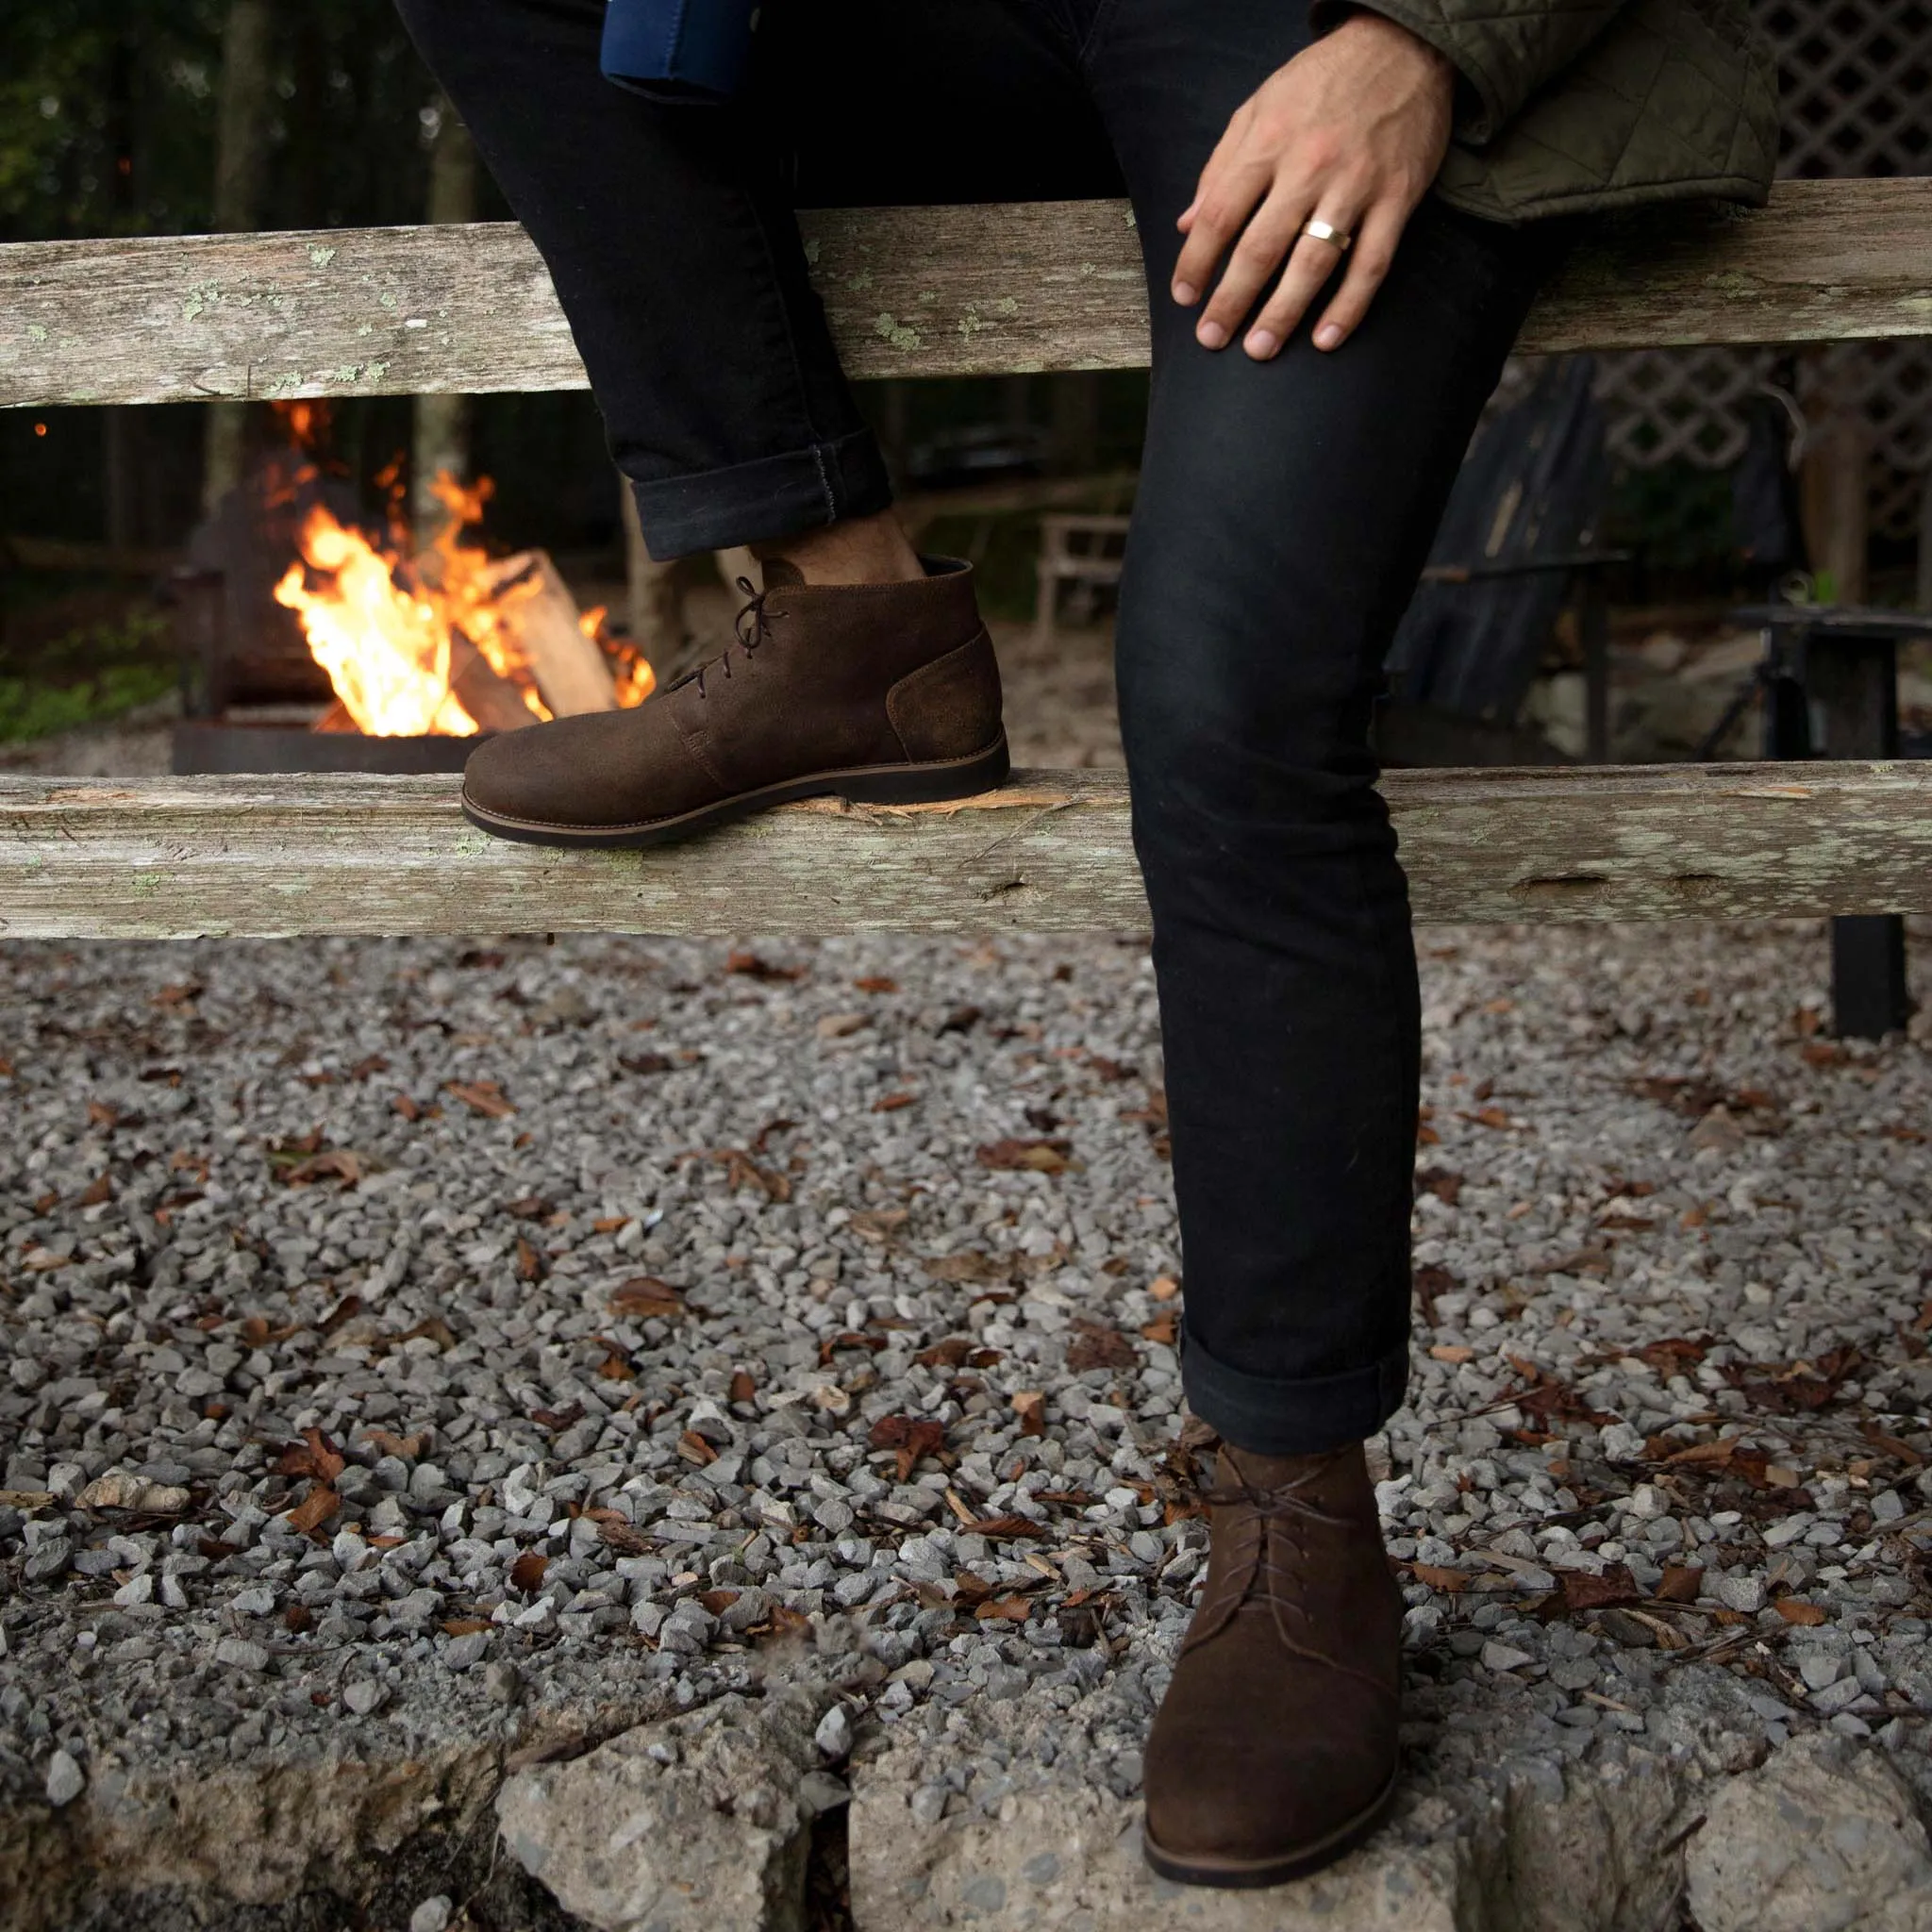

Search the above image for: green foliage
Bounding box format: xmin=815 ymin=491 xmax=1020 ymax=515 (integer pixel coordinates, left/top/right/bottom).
xmin=0 ymin=609 xmax=175 ymax=742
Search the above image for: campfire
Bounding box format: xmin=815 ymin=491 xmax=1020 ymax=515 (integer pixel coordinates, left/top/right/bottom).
xmin=274 ymin=471 xmax=654 ymax=739
xmin=172 ymin=405 xmax=657 ymax=776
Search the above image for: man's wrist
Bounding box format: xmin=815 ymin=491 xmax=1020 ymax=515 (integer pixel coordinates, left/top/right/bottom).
xmin=1329 ymin=8 xmax=1456 ymax=87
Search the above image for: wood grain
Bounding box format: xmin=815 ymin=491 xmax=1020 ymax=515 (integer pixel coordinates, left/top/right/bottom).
xmin=1 ymin=763 xmax=1926 ymax=941
xmin=4 ymin=180 xmax=1929 ymax=408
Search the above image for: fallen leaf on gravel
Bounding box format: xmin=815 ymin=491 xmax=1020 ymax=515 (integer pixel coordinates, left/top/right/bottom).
xmin=441 ymin=1618 xmax=492 ymax=1637
xmin=286 ymin=1484 xmax=340 ymax=1534
xmin=850 ymin=1208 xmax=909 ymax=1242
xmin=1414 ymin=1263 xmax=1456 ymax=1321
xmin=391 ymin=1094 xmax=425 ymax=1122
xmin=360 ymin=1429 xmax=426 ymax=1460
xmin=975 ymin=1596 xmax=1033 ymax=1622
xmin=853 ymin=976 xmax=898 ymax=994
xmin=937 ymin=1005 xmax=982 ymax=1035
xmin=1638 ymin=1337 xmax=1709 ymax=1374
xmin=869 ymin=1413 xmax=947 ymax=1480
xmin=817 ymin=1012 xmax=870 ymax=1040
xmin=1148 ymin=1275 xmax=1179 ymax=1300
xmin=75 ymin=1173 xmax=113 ymax=1208
xmin=515 ymin=1238 xmax=546 ymax=1283
xmin=711 ymin=1148 xmax=791 ymax=1201
xmin=1065 ymin=1320 xmax=1136 ymax=1374
xmin=977 ymin=1137 xmax=1078 ymax=1174
xmin=676 ymin=1430 xmax=718 ymax=1466
xmin=609 ymin=1277 xmax=686 ymax=1317
xmin=963 ymin=1514 xmax=1048 ymax=1541
xmin=1655 ymin=1564 xmax=1705 ymax=1603
xmin=726 ymin=950 xmax=806 ymax=981
xmin=1429 ymin=1343 xmax=1474 ymax=1364
xmin=619 ymin=1052 xmax=673 ymax=1076
xmin=924 ymin=1250 xmax=1006 ymax=1283
xmin=1140 ymin=1311 xmax=1178 ymax=1346
xmin=1408 ymin=1563 xmax=1467 ymax=1592
xmin=530 ymin=1402 xmax=584 ymax=1432
xmin=509 ymin=1552 xmax=550 ymax=1592
xmin=276 ymin=1428 xmax=346 ymax=1484
xmin=597 ymin=1519 xmax=652 ymax=1557
xmin=281 ymin=1148 xmax=366 ymax=1188
xmin=697 ymin=1589 xmax=741 ymax=1616
xmin=445 ymin=1079 xmax=515 ymax=1118
xmin=152 ymin=981 xmax=203 ymax=1007
xmin=503 ymin=1194 xmax=553 ymax=1219
xmin=1012 ymin=1391 xmax=1047 ymax=1438
xmin=1559 ymin=1566 xmax=1641 ymax=1614
xmin=915 ymin=1338 xmax=974 ymax=1369
xmin=729 ymin=1370 xmax=758 ymax=1403
xmin=1774 ymin=1597 xmax=1828 ymax=1626
xmin=389 ymin=1316 xmax=458 ymax=1352
xmin=872 ymin=1091 xmax=918 ymax=1112
xmin=1459 ymin=1106 xmax=1513 ymax=1130
xmin=0 ymin=1490 xmax=56 ymax=1511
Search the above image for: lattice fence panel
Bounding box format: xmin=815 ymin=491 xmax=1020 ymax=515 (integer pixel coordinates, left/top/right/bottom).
xmin=1593 ymin=0 xmax=1932 ymax=538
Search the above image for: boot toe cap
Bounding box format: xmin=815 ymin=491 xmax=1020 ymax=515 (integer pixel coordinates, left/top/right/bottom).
xmin=462 ymin=710 xmax=691 ymax=829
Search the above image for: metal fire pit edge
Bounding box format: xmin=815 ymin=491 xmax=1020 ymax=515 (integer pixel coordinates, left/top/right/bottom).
xmin=171 ymin=724 xmax=490 ymax=776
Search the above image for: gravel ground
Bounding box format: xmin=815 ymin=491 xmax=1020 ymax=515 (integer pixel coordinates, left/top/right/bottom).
xmin=2 ymin=914 xmax=1929 ymax=1922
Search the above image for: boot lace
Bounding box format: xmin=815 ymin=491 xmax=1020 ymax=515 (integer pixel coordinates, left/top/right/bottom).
xmin=1193 ymin=1451 xmax=1354 ymax=1643
xmin=689 ymin=576 xmax=774 ymax=701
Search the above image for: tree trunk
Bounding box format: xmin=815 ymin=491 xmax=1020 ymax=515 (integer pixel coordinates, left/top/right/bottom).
xmin=201 ymin=0 xmax=275 ymax=517
xmin=411 ymin=97 xmax=479 ymax=537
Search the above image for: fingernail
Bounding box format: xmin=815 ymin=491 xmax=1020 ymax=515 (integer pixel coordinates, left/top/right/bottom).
xmin=1314 ymin=323 xmax=1343 ymax=350
xmin=1196 ymin=320 xmax=1226 ymax=349
xmin=1244 ymin=329 xmax=1278 ymax=359
xmin=1173 ymin=280 xmax=1198 ymax=306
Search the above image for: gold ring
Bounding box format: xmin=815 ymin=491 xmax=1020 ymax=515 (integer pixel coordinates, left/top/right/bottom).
xmin=1301 ymin=219 xmax=1353 ymax=253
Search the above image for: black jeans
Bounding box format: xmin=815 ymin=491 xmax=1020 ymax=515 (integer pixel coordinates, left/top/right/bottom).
xmin=396 ymin=0 xmax=1563 ymax=1455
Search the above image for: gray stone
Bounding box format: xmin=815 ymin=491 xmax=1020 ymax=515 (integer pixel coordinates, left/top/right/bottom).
xmin=214 ymin=1638 xmax=270 ymax=1674
xmin=408 ymin=1897 xmax=453 ymax=1932
xmin=814 ymin=1705 xmax=853 ymax=1762
xmin=44 ymin=1750 xmax=85 ymax=1807
xmin=496 ymin=1692 xmax=819 ymax=1932
xmin=1686 ymin=1734 xmax=1932 ymax=1932
xmin=342 ymin=1680 xmax=386 ymax=1716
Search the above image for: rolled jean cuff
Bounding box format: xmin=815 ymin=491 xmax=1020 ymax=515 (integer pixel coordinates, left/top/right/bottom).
xmin=624 ymin=427 xmax=894 ymax=559
xmin=1180 ymin=1321 xmax=1409 ymax=1457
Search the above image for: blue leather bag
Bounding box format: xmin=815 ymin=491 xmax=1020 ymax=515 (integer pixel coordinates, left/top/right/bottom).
xmin=601 ymin=0 xmax=759 ymax=100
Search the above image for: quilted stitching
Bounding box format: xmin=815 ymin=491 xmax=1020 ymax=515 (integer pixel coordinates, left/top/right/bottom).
xmin=1324 ymin=0 xmax=1776 ymax=222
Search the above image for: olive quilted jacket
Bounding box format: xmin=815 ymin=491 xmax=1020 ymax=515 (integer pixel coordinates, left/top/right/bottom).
xmin=1315 ymin=0 xmax=1779 ymax=219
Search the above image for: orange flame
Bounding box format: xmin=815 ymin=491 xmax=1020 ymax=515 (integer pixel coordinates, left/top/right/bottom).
xmin=274 ymin=507 xmax=483 ymax=737
xmin=273 ymin=467 xmax=655 ymax=735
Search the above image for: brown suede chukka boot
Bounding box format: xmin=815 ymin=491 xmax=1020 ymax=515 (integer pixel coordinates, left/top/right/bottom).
xmin=1141 ymin=1441 xmax=1404 ymax=1888
xmin=460 ymin=556 xmax=1006 ymax=847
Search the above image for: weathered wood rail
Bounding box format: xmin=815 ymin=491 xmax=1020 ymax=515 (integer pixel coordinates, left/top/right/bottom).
xmin=4 ymin=179 xmax=1930 ymax=408
xmin=0 ymin=764 xmax=1926 ymax=940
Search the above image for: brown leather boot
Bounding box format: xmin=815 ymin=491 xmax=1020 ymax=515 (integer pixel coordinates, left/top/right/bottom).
xmin=460 ymin=556 xmax=1007 ymax=847
xmin=1141 ymin=1441 xmax=1404 ymax=1888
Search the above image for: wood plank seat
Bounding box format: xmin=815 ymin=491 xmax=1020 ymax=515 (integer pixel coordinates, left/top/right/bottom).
xmin=0 ymin=764 xmax=1926 ymax=940
xmin=2 ymin=180 xmax=1927 ymax=941
xmin=3 ymin=181 xmax=1930 ymax=408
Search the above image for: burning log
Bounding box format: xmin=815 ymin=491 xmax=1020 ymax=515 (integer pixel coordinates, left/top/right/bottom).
xmin=481 ymin=551 xmax=618 ymax=718
xmin=450 ymin=631 xmax=547 ymax=735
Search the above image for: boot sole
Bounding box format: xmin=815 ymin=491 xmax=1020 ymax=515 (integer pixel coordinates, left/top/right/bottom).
xmin=459 ymin=734 xmax=1010 ymax=851
xmin=1141 ymin=1762 xmax=1400 ymax=1890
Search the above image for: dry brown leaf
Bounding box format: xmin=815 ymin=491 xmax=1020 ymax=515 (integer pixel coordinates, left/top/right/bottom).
xmin=1774 ymin=1597 xmax=1828 ymax=1626
xmin=1148 ymin=1275 xmax=1180 ymax=1301
xmin=1655 ymin=1564 xmax=1705 ymax=1604
xmin=728 ymin=1369 xmax=758 ymax=1404
xmin=974 ymin=1596 xmax=1034 ymax=1622
xmin=726 ymin=950 xmax=806 ymax=981
xmin=276 ymin=1427 xmax=346 ymax=1484
xmin=75 ymin=1173 xmax=113 ymax=1208
xmin=1407 ymin=1562 xmax=1467 ymax=1592
xmin=976 ymin=1137 xmax=1078 ymax=1174
xmin=360 ymin=1428 xmax=426 ymax=1460
xmin=1559 ymin=1566 xmax=1641 ymax=1614
xmin=869 ymin=1413 xmax=947 ymax=1481
xmin=1429 ymin=1343 xmax=1475 ymax=1364
xmin=854 ymin=975 xmax=899 ymax=993
xmin=677 ymin=1430 xmax=719 ymax=1466
xmin=509 ymin=1552 xmax=550 ymax=1593
xmin=963 ymin=1514 xmax=1048 ymax=1541
xmin=441 ymin=1617 xmax=492 ymax=1637
xmin=1064 ymin=1320 xmax=1137 ymax=1374
xmin=816 ymin=1012 xmax=870 ymax=1040
xmin=445 ymin=1079 xmax=516 ymax=1118
xmin=515 ymin=1237 xmax=546 ymax=1283
xmin=1012 ymin=1391 xmax=1047 ymax=1438
xmin=609 ymin=1276 xmax=685 ymax=1317
xmin=286 ymin=1483 xmax=341 ymax=1534
xmin=1140 ymin=1310 xmax=1178 ymax=1347
xmin=872 ymin=1091 xmax=918 ymax=1113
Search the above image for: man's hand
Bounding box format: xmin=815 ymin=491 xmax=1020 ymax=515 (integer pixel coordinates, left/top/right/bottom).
xmin=1172 ymin=14 xmax=1455 ymax=358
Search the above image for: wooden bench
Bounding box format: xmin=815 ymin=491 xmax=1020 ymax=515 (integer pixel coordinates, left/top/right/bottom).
xmin=3 ymin=180 xmax=1929 ymax=940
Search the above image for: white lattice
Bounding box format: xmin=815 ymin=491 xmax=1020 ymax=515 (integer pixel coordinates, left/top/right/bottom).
xmin=1593 ymin=0 xmax=1932 ymax=539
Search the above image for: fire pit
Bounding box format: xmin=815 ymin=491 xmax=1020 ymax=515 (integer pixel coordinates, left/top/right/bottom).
xmin=173 ymin=421 xmax=652 ymax=775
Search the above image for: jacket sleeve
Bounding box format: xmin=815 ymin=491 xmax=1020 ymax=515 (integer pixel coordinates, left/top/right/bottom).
xmin=1308 ymin=0 xmax=1630 ymax=144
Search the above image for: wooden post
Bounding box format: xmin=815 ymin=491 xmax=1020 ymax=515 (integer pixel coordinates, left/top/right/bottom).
xmin=1799 ymin=408 xmax=1870 ymax=605
xmin=411 ymin=98 xmax=478 ymax=537
xmin=200 ymin=0 xmax=275 ymax=516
